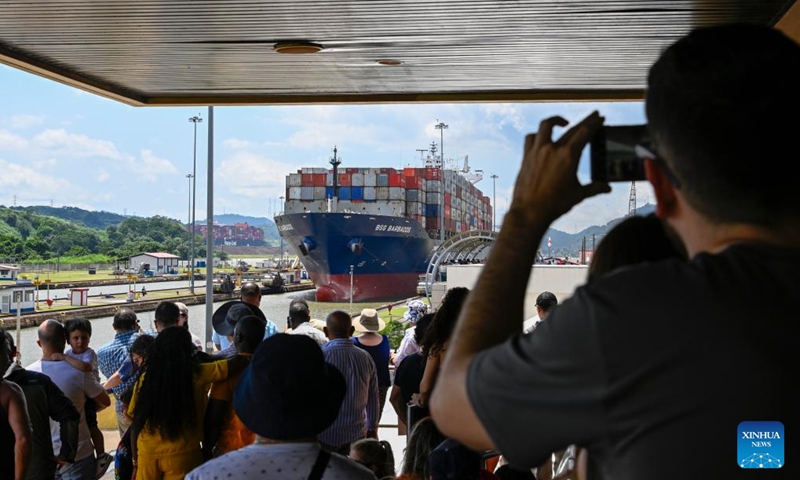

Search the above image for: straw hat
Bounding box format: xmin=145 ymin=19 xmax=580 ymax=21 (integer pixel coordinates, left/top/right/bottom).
xmin=353 ymin=308 xmax=386 ymax=332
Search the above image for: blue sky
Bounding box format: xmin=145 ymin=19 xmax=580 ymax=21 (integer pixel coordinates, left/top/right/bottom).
xmin=0 ymin=63 xmax=651 ymax=233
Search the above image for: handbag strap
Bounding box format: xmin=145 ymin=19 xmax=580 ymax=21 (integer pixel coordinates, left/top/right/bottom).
xmin=307 ymin=448 xmax=331 ymax=480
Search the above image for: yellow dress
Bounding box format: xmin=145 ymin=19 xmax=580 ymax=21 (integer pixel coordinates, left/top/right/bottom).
xmin=128 ymin=360 xmax=228 ymax=480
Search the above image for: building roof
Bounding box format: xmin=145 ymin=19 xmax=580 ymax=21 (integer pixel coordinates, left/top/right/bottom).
xmin=138 ymin=252 xmax=180 ymax=259
xmin=0 ymin=264 xmax=21 ymax=271
xmin=0 ymin=1 xmax=797 ymax=106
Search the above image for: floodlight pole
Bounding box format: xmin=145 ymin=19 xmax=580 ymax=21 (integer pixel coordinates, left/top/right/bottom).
xmin=435 ymin=120 xmax=448 ymax=241
xmin=490 ymin=174 xmax=498 ymax=232
xmin=189 ymin=114 xmax=203 ymax=293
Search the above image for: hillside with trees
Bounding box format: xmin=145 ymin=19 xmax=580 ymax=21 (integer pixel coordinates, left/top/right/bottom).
xmin=0 ymin=207 xmax=202 ymax=263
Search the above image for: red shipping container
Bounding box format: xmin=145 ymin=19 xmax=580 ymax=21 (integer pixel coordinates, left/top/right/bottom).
xmin=425 ymin=168 xmax=441 ymax=180
xmin=313 ymin=174 xmax=326 ymax=187
xmin=389 ymin=173 xmax=406 ymax=187
xmin=456 ymin=186 xmax=462 ymax=198
xmin=406 ymin=176 xmax=422 ymax=190
xmin=447 ymin=219 xmax=455 ymax=231
xmin=444 ymin=193 xmax=451 ymax=206
xmin=338 ymin=173 xmax=352 ymax=186
xmin=301 ymin=174 xmax=314 ymax=185
xmin=445 ymin=205 xmax=451 ymax=219
xmin=426 ymin=218 xmax=440 ymax=230
xmin=403 ymin=167 xmax=416 ymax=177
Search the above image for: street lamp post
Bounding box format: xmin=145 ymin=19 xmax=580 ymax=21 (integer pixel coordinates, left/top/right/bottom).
xmin=278 ymin=196 xmax=284 ymax=269
xmin=490 ymin=174 xmax=498 ymax=232
xmin=434 ymin=120 xmax=448 ymax=241
xmin=349 ymin=265 xmax=354 ymax=314
xmin=189 ymin=115 xmax=203 ymax=293
xmin=186 ymin=173 xmax=193 ymax=287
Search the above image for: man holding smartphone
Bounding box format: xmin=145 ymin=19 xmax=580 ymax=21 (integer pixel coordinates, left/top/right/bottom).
xmin=431 ymin=24 xmax=799 ymax=480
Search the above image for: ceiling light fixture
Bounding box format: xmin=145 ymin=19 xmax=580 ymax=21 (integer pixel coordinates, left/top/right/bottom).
xmin=376 ymin=59 xmax=403 ymax=66
xmin=273 ymin=41 xmax=324 ymax=54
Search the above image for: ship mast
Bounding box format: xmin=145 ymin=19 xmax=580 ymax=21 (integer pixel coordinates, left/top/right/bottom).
xmin=329 ymin=146 xmax=341 ymax=213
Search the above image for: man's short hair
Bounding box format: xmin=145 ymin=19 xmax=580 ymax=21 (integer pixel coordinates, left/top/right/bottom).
xmin=38 ymin=319 xmax=67 ymax=348
xmin=154 ymin=301 xmax=180 ymax=327
xmin=113 ymin=308 xmax=138 ymax=330
xmin=288 ymin=301 xmax=310 ymax=322
xmin=646 ymin=24 xmax=800 ymax=227
xmin=535 ymin=292 xmax=558 ymax=312
xmin=241 ymin=282 xmax=261 ymax=298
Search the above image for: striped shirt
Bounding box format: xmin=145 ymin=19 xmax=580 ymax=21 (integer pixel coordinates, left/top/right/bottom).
xmin=96 ymin=330 xmax=139 ymax=414
xmin=319 ymin=338 xmax=380 ymax=448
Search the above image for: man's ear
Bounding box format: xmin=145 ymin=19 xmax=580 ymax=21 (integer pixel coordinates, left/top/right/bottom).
xmin=323 ymin=327 xmax=329 ymax=338
xmin=645 ymin=158 xmax=678 ymax=219
xmin=36 ymin=339 xmax=41 ymax=349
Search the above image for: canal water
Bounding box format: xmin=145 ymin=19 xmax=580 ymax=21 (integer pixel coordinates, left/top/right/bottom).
xmin=12 ymin=288 xmax=399 ymax=373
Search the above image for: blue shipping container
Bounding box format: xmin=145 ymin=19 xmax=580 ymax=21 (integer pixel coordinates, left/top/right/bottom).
xmin=326 ymin=186 xmax=334 ymax=198
xmin=351 ymin=186 xmax=364 ymax=200
xmin=339 ymin=187 xmax=352 ymax=200
xmin=425 ymin=204 xmax=440 ymax=218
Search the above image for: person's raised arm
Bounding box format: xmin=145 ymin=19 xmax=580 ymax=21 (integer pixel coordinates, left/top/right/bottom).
xmin=103 ymin=370 xmax=122 ymax=390
xmin=430 ymin=112 xmax=609 ymax=451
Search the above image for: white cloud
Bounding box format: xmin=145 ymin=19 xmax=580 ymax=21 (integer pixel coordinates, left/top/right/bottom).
xmin=136 ymin=150 xmax=179 ymax=182
xmin=217 ymin=151 xmax=296 ymax=201
xmin=0 ymin=129 xmax=29 ymax=150
xmin=0 ymin=159 xmax=71 ymax=192
xmin=33 ymin=129 xmax=122 ymax=159
xmin=11 ymin=115 xmax=44 ymax=129
xmin=222 ymin=138 xmax=258 ymax=149
xmin=32 ymin=158 xmax=57 ymax=169
xmin=96 ymin=171 xmax=110 ymax=182
xmin=480 ymin=104 xmax=526 ymax=132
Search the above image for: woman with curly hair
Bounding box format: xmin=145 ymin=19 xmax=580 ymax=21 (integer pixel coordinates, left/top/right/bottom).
xmin=128 ymin=326 xmax=245 ymax=480
xmin=417 ymin=287 xmax=470 ymax=406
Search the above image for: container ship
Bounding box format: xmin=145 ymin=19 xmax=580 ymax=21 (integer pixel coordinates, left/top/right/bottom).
xmin=274 ymin=146 xmax=492 ymax=302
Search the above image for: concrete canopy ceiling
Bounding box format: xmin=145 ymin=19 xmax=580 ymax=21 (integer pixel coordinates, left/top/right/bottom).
xmin=0 ymin=0 xmax=797 ymax=106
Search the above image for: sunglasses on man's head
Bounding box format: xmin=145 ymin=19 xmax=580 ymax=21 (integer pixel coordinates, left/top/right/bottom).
xmin=635 ymin=143 xmax=682 ymax=188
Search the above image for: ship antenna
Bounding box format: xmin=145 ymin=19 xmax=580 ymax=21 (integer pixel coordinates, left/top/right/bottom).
xmin=330 ymin=146 xmax=342 ymax=200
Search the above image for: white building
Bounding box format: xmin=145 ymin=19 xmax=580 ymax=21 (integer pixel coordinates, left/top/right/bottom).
xmin=0 ymin=264 xmax=20 ymax=282
xmin=129 ymin=252 xmax=180 ymax=275
xmin=0 ymin=283 xmax=36 ymax=314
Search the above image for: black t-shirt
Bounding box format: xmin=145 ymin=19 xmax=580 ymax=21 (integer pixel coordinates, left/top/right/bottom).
xmin=468 ymin=244 xmax=799 ymax=480
xmin=394 ymin=352 xmax=426 ymax=405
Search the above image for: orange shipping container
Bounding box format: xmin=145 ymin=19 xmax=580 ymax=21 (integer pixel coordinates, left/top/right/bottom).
xmin=338 ymin=174 xmax=352 ymax=186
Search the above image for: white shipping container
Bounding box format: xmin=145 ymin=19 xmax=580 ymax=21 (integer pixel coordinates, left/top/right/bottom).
xmin=312 ymin=167 xmax=328 ymax=174
xmin=425 ymin=180 xmax=441 ymax=192
xmin=301 ymin=186 xmax=314 ymax=200
xmin=352 ymin=173 xmax=364 ymax=186
xmin=301 ymin=167 xmax=314 ymax=174
xmin=389 ymin=187 xmax=405 ymax=201
xmin=376 ymin=187 xmax=389 ymax=200
xmin=327 ymin=173 xmax=334 ymax=185
xmin=288 ymin=174 xmax=302 ymax=187
xmin=314 ymin=187 xmax=326 ymax=199
xmin=427 ymin=192 xmax=442 ymax=205
xmin=288 ymin=187 xmax=302 ymax=200
xmin=364 ymin=187 xmax=377 ymax=201
xmin=364 ymin=172 xmax=377 ymax=187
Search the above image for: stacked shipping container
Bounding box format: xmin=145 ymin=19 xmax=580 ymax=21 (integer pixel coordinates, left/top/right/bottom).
xmin=285 ymin=166 xmax=492 ymax=238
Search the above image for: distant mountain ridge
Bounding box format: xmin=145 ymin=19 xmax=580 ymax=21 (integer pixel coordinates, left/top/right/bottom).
xmin=539 ymin=203 xmax=656 ymax=258
xmin=9 ymin=205 xmax=127 ymax=230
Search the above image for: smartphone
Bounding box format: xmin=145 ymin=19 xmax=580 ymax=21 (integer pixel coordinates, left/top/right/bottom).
xmin=590 ymin=124 xmax=649 ymax=182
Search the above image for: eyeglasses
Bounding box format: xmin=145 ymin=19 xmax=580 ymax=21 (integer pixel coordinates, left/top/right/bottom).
xmin=180 ymin=312 xmax=188 ymax=316
xmin=635 ymin=143 xmax=682 ymax=188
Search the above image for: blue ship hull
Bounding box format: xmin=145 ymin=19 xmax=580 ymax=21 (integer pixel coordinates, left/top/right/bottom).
xmin=274 ymin=212 xmax=434 ymax=301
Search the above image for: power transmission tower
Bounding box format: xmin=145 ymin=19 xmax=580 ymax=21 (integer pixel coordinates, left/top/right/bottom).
xmin=628 ymin=181 xmax=637 ymax=216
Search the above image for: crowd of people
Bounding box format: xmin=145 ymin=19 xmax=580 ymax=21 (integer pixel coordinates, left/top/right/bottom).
xmin=2 ymin=23 xmax=797 ymax=480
